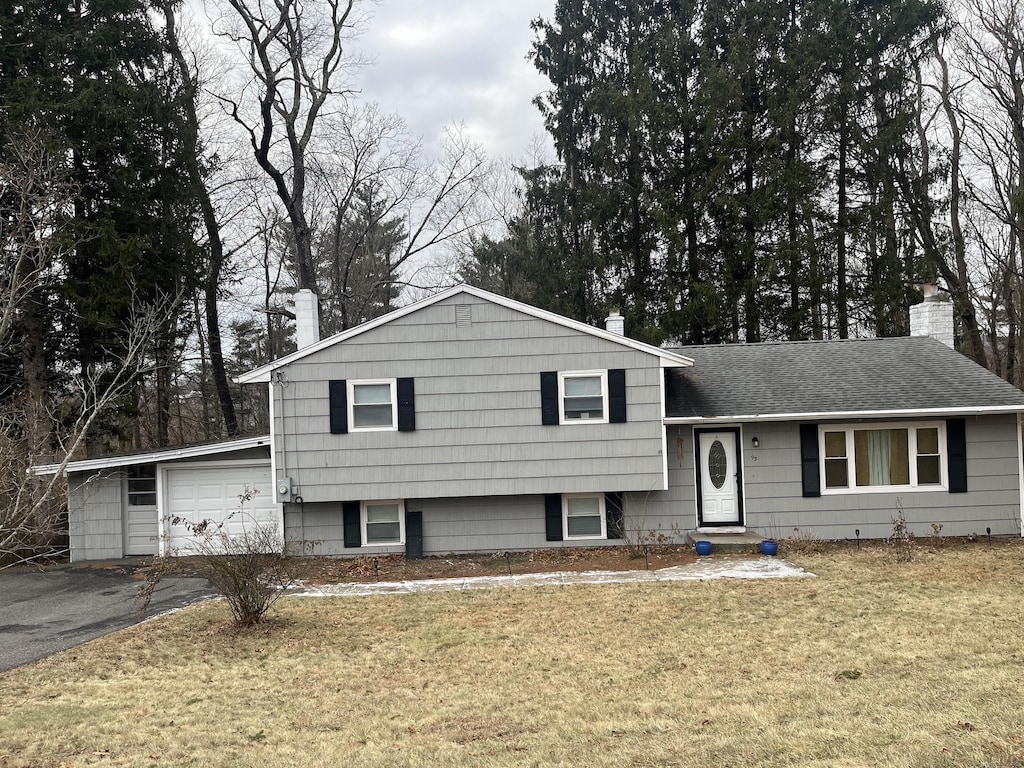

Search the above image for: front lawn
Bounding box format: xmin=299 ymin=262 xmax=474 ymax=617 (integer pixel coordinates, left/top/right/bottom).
xmin=2 ymin=542 xmax=1023 ymax=767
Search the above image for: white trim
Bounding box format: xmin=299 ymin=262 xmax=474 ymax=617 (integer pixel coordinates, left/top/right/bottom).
xmin=558 ymin=370 xmax=608 ymax=425
xmin=236 ymin=284 xmax=694 ymax=384
xmin=664 ymin=404 xmax=1024 ymax=425
xmin=819 ymin=421 xmax=947 ymax=495
xmin=1017 ymin=413 xmax=1024 ymax=537
xmin=361 ymin=499 xmax=406 ymax=546
xmin=348 ymin=379 xmax=398 ymax=432
xmin=562 ymin=493 xmax=608 ymax=540
xmin=33 ymin=435 xmax=272 ymax=476
xmin=270 ymin=381 xmax=281 ymax=502
xmin=660 ymin=371 xmax=669 ymax=490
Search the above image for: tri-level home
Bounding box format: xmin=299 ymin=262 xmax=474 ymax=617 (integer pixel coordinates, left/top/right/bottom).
xmin=50 ymin=284 xmax=1024 ymax=561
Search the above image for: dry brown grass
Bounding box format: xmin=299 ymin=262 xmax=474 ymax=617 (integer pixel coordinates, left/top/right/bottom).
xmin=3 ymin=542 xmax=1024 ymax=767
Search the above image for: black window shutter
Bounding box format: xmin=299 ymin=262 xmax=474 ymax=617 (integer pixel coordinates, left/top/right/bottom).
xmin=405 ymin=509 xmax=423 ymax=559
xmin=799 ymin=424 xmax=821 ymax=498
xmin=329 ymin=380 xmax=348 ymax=434
xmin=540 ymin=371 xmax=559 ymax=425
xmin=544 ymin=494 xmax=563 ymax=541
xmin=342 ymin=501 xmax=361 ymax=548
xmin=947 ymin=418 xmax=968 ymax=493
xmin=397 ymin=377 xmax=416 ymax=432
xmin=605 ymin=492 xmax=624 ymax=539
xmin=608 ymin=369 xmax=627 ymax=423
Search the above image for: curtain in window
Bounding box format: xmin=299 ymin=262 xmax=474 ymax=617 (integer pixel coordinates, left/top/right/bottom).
xmin=868 ymin=430 xmax=891 ymax=485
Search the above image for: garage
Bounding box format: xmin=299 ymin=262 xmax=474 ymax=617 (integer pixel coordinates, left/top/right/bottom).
xmin=44 ymin=435 xmax=274 ymax=562
xmin=161 ymin=461 xmax=279 ymax=555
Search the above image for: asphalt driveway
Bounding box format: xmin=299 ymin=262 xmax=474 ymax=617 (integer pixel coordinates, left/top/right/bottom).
xmin=0 ymin=560 xmax=213 ymax=672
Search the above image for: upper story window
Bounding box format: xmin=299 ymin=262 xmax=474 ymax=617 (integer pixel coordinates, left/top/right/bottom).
xmin=559 ymin=370 xmax=608 ymax=423
xmin=821 ymin=423 xmax=945 ymax=493
xmin=348 ymin=379 xmax=397 ymax=431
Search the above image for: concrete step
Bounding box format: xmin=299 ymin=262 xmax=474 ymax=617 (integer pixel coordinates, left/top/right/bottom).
xmin=686 ymin=531 xmax=770 ymax=555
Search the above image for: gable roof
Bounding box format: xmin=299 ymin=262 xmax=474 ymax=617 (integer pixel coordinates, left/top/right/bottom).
xmin=33 ymin=434 xmax=271 ymax=476
xmin=665 ymin=336 xmax=1024 ymax=422
xmin=236 ymin=284 xmax=694 ymax=384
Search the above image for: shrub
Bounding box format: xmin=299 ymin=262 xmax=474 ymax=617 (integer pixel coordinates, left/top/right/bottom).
xmin=137 ymin=487 xmax=302 ymax=626
xmin=887 ymin=503 xmax=914 ymax=563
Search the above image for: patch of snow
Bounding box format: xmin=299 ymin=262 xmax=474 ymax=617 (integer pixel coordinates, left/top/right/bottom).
xmin=290 ymin=557 xmax=814 ymax=598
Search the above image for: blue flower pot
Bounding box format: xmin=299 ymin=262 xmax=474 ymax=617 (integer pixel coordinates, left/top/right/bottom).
xmin=761 ymin=540 xmax=779 ymax=556
xmin=695 ymin=540 xmax=713 ymax=556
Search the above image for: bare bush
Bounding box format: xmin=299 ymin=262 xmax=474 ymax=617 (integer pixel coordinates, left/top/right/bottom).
xmin=137 ymin=487 xmax=302 ymax=626
xmin=887 ymin=503 xmax=915 ymax=563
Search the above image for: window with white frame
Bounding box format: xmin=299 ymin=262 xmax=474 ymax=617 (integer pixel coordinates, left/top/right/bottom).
xmin=362 ymin=500 xmax=405 ymax=545
xmin=348 ymin=379 xmax=397 ymax=431
xmin=821 ymin=423 xmax=945 ymax=492
xmin=559 ymin=371 xmax=608 ymax=423
xmin=563 ymin=494 xmax=607 ymax=539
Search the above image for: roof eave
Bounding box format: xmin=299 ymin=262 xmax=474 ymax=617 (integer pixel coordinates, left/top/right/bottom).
xmin=235 ymin=285 xmax=693 ymax=384
xmin=663 ymin=404 xmax=1024 ymax=424
xmin=32 ymin=434 xmax=272 ymax=476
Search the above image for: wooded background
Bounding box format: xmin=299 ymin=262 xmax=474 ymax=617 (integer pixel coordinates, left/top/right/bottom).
xmin=2 ymin=0 xmax=1023 ymax=469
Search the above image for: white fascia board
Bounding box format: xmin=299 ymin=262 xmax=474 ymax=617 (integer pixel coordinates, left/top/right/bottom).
xmin=664 ymin=405 xmax=1024 ymax=425
xmin=33 ymin=435 xmax=272 ymax=476
xmin=236 ymin=284 xmax=694 ymax=384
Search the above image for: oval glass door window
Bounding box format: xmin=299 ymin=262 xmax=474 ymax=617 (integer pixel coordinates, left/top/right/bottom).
xmin=708 ymin=440 xmax=728 ymax=489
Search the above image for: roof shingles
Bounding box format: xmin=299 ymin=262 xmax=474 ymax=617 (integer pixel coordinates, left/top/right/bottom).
xmin=665 ymin=336 xmax=1024 ymax=419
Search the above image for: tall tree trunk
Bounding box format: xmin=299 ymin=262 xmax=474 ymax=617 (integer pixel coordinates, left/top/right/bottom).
xmin=837 ymin=92 xmax=850 ymax=339
xmin=161 ymin=0 xmax=238 ymax=436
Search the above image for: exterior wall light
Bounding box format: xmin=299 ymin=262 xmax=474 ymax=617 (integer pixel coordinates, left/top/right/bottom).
xmin=751 ymin=436 xmax=760 ymax=448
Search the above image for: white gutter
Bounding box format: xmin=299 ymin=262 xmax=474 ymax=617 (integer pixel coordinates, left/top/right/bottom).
xmin=664 ymin=404 xmax=1024 ymax=425
xmin=32 ymin=435 xmax=272 ymax=476
xmin=1017 ymin=413 xmax=1024 ymax=537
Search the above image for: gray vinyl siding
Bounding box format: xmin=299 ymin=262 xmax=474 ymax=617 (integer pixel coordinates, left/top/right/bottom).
xmin=287 ymin=495 xmax=625 ymax=556
xmin=620 ymin=425 xmax=698 ymax=543
xmin=735 ymin=415 xmax=1021 ymax=540
xmin=273 ymin=295 xmax=667 ymax=503
xmin=68 ymin=471 xmax=124 ymax=562
xmin=65 ymin=447 xmax=273 ymax=562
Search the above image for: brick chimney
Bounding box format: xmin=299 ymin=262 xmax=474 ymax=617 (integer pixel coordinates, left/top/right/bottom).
xmin=909 ymin=283 xmax=954 ymax=348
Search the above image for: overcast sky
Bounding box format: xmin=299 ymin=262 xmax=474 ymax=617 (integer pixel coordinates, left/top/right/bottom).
xmin=355 ymin=0 xmax=555 ymax=162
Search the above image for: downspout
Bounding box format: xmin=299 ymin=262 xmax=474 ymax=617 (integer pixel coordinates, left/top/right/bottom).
xmin=1017 ymin=412 xmax=1024 ymax=537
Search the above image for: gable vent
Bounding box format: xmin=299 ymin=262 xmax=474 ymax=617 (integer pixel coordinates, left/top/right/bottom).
xmin=455 ymin=304 xmax=472 ymax=327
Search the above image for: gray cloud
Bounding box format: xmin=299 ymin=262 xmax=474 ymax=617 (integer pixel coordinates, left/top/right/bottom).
xmin=355 ymin=0 xmax=553 ymax=159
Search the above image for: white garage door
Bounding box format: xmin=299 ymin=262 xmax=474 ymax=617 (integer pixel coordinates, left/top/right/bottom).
xmin=162 ymin=462 xmax=279 ymax=555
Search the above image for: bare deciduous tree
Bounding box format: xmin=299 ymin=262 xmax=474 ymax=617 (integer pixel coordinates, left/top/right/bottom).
xmin=0 ymin=127 xmax=77 ymax=458
xmin=310 ymin=114 xmax=492 ymax=331
xmin=212 ymin=0 xmax=362 ymax=294
xmin=4 ymin=293 xmax=182 ymax=568
xmin=953 ymin=0 xmax=1024 ymax=382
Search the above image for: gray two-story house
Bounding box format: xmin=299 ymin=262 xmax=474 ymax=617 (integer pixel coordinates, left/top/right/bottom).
xmin=54 ymin=284 xmax=1024 ymax=561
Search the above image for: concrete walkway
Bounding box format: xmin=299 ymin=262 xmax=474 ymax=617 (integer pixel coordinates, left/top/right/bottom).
xmin=293 ymin=556 xmax=814 ymax=597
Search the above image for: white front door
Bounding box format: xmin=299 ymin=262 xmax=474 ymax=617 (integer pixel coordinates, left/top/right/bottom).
xmin=697 ymin=430 xmax=742 ymax=526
